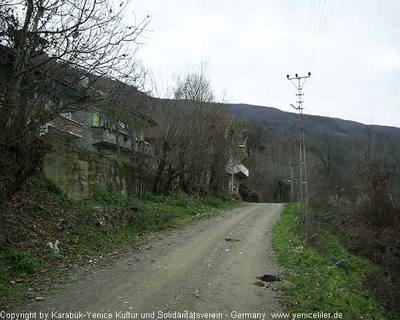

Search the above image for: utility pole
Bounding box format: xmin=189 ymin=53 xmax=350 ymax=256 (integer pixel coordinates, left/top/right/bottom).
xmin=285 ymin=162 xmax=295 ymax=202
xmin=289 ymin=163 xmax=294 ymax=203
xmin=287 ymin=72 xmax=311 ymax=225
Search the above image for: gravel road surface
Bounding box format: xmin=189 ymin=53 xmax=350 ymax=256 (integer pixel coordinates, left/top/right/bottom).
xmin=12 ymin=203 xmax=284 ymax=319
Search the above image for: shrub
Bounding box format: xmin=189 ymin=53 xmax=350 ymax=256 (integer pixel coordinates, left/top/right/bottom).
xmin=6 ymin=250 xmax=41 ymax=274
xmin=93 ymin=191 xmax=127 ymax=206
xmin=200 ymin=198 xmax=224 ymax=207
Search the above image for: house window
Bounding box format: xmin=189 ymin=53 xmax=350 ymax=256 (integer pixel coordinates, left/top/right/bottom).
xmin=93 ymin=111 xmax=100 ymax=126
xmin=44 ymin=99 xmax=55 ymax=110
xmin=118 ymin=120 xmax=127 ymax=132
xmin=60 ymin=112 xmax=72 ymax=120
xmin=139 ymin=128 xmax=145 ymax=141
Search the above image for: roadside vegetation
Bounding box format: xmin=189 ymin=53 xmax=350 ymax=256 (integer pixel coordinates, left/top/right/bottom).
xmin=273 ymin=204 xmax=390 ymax=319
xmin=0 ymin=175 xmax=240 ymax=307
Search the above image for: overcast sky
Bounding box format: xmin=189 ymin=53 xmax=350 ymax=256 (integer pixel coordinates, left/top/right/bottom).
xmin=129 ymin=0 xmax=400 ymax=128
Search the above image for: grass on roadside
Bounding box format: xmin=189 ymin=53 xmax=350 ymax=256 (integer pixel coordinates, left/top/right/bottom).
xmin=1 ymin=182 xmax=241 ymax=303
xmin=73 ymin=191 xmax=241 ymax=254
xmin=273 ymin=204 xmax=389 ymax=319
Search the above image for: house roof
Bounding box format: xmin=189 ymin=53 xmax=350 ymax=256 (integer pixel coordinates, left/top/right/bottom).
xmin=92 ymin=94 xmax=156 ymax=126
xmin=227 ymin=163 xmax=249 ymax=179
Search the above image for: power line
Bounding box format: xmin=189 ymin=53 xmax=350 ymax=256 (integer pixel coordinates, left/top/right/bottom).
xmin=303 ymin=0 xmax=325 ymax=72
xmin=302 ymin=0 xmax=318 ymax=73
xmin=302 ymin=0 xmax=335 ymax=73
xmin=288 ymin=0 xmax=296 ymax=73
xmin=309 ymin=0 xmax=335 ymax=71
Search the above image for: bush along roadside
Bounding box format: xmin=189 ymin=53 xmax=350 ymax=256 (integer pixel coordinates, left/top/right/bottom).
xmin=273 ymin=204 xmax=390 ymax=319
xmin=0 ymin=176 xmax=241 ymax=307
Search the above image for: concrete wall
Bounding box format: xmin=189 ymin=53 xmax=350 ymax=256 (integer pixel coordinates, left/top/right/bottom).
xmin=43 ymin=143 xmax=152 ymax=200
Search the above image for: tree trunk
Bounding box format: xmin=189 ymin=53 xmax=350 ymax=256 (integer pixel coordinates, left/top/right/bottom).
xmin=152 ymin=139 xmax=169 ymax=194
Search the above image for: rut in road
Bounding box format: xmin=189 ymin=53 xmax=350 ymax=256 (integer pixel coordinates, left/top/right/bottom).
xmin=15 ymin=203 xmax=284 ymax=317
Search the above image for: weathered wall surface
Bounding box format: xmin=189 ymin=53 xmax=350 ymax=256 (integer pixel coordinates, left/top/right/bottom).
xmin=44 ymin=144 xmax=152 ymax=200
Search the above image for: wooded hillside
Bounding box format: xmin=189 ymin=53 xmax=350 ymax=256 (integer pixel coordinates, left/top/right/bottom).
xmin=229 ymin=103 xmax=400 ymax=203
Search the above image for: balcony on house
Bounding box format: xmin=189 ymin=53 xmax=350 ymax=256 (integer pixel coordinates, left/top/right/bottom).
xmin=91 ymin=126 xmax=153 ymax=156
xmin=43 ymin=114 xmax=84 ymax=140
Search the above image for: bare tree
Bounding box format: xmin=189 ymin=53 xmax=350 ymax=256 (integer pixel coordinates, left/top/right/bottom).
xmin=173 ymin=61 xmax=215 ymax=103
xmin=0 ymin=0 xmax=150 ymax=202
xmin=148 ymin=64 xmax=231 ymax=195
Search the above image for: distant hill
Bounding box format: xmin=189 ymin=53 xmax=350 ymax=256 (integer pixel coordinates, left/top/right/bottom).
xmin=228 ymin=103 xmax=400 ymax=141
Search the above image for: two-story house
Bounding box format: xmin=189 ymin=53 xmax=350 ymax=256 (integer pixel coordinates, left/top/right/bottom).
xmin=41 ymin=76 xmax=157 ymax=161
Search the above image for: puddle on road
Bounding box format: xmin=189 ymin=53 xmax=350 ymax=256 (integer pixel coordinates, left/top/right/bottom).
xmin=256 ymin=273 xmax=281 ymax=282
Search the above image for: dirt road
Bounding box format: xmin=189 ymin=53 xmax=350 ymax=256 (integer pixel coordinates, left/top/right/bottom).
xmin=13 ymin=203 xmax=284 ymax=319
